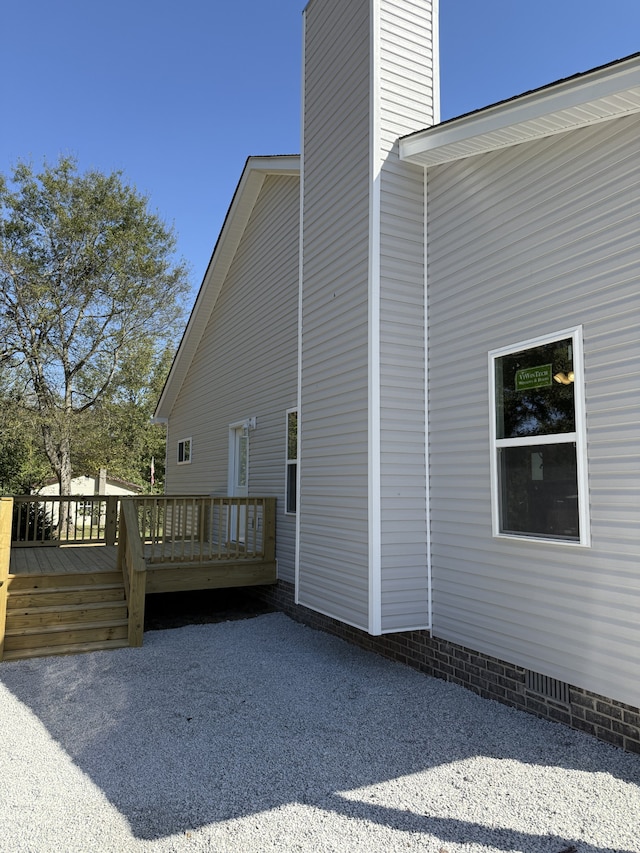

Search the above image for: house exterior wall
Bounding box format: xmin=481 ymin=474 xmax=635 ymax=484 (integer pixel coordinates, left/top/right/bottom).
xmin=165 ymin=174 xmax=299 ymax=582
xmin=298 ymin=0 xmax=372 ymax=627
xmin=426 ymin=114 xmax=640 ymax=709
xmin=152 ymin=0 xmax=640 ymax=752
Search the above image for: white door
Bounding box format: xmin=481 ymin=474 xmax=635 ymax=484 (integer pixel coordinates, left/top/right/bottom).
xmin=228 ymin=426 xmax=248 ymax=542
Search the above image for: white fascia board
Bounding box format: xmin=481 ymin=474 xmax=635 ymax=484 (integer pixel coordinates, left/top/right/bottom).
xmin=154 ymin=155 xmax=300 ymax=420
xmin=400 ymin=55 xmax=640 ymax=166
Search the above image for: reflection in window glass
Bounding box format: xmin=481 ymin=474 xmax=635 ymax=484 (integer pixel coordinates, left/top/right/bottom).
xmin=287 ymin=410 xmax=298 ymax=461
xmin=496 ymin=338 xmax=574 ymax=439
xmin=237 ymin=435 xmax=248 ymax=487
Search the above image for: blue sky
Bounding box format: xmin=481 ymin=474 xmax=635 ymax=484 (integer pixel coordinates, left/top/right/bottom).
xmin=3 ymin=1 xmax=640 ymax=294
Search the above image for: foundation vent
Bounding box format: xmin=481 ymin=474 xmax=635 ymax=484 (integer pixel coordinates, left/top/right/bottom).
xmin=525 ymin=670 xmax=570 ymax=704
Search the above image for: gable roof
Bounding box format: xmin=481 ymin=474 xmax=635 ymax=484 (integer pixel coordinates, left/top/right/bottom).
xmin=401 ymin=52 xmax=640 ymax=167
xmin=154 ymin=155 xmax=300 ymax=421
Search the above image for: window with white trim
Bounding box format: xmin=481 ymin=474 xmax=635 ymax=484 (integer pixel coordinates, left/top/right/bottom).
xmin=285 ymin=409 xmax=298 ymax=514
xmin=490 ymin=328 xmax=589 ymax=544
xmin=177 ymin=437 xmax=192 ymax=465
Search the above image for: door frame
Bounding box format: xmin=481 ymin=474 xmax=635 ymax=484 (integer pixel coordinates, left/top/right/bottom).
xmin=228 ymin=421 xmax=249 ymax=542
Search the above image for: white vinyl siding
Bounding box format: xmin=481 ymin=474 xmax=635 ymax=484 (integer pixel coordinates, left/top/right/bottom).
xmin=298 ymin=0 xmax=371 ymax=628
xmin=377 ymin=0 xmax=435 ymax=632
xmin=165 ymin=175 xmax=299 ymax=582
xmin=426 ymin=114 xmax=640 ymax=708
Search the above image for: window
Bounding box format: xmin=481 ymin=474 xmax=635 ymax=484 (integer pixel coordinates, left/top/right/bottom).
xmin=177 ymin=437 xmax=192 ymax=465
xmin=77 ymin=500 xmax=94 ymax=516
xmin=489 ymin=328 xmax=589 ymax=545
xmin=285 ymin=409 xmax=298 ymax=514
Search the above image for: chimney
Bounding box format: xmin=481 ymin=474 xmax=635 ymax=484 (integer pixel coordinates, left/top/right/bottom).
xmin=297 ymin=0 xmax=437 ymax=634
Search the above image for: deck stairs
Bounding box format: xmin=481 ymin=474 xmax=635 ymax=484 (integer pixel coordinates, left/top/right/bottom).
xmin=3 ymin=570 xmax=129 ymax=661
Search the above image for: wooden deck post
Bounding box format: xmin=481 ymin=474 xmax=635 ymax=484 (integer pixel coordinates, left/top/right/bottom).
xmin=120 ymin=499 xmax=146 ymax=648
xmin=198 ymin=498 xmax=210 ymax=548
xmin=0 ymin=497 xmax=14 ymax=661
xmin=105 ymin=496 xmax=118 ymax=546
xmin=127 ymin=561 xmax=146 ymax=648
xmin=116 ymin=504 xmax=127 ymax=575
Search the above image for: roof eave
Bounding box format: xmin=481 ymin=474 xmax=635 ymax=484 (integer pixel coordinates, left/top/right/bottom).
xmin=400 ymin=53 xmax=640 ymax=167
xmin=154 ymin=155 xmax=300 ymax=421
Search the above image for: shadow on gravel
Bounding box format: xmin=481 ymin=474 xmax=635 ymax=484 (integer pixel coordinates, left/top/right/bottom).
xmin=1 ymin=609 xmax=639 ymax=852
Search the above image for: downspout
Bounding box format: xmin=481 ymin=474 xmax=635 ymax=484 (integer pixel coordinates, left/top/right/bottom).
xmin=424 ymin=166 xmax=433 ymax=633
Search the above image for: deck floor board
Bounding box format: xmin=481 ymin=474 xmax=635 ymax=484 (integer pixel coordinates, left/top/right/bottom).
xmin=9 ymin=543 xmax=273 ymax=576
xmin=10 ymin=545 xmax=119 ymax=576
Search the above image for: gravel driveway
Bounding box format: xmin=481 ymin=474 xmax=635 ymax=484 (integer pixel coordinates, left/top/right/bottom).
xmin=1 ymin=612 xmax=639 ymax=853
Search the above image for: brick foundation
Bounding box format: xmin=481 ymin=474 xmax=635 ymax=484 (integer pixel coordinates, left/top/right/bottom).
xmin=252 ymin=580 xmax=640 ymax=755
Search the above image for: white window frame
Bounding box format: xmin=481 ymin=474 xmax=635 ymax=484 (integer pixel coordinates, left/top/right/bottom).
xmin=285 ymin=408 xmax=298 ymax=515
xmin=488 ymin=326 xmax=590 ymax=547
xmin=177 ymin=437 xmax=192 ymax=465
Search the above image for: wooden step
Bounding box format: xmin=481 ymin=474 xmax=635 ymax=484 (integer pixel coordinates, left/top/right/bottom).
xmin=6 ymin=601 xmax=128 ymax=630
xmin=8 ymin=583 xmax=125 ymax=609
xmin=4 ymin=620 xmax=129 ymax=651
xmin=7 ymin=571 xmax=123 ymax=591
xmin=2 ymin=638 xmax=130 ymax=662
xmin=2 ymin=559 xmax=132 ymax=661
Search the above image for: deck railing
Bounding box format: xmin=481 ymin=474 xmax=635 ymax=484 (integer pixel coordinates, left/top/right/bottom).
xmin=132 ymin=495 xmax=276 ymax=564
xmin=11 ymin=495 xmax=119 ymax=547
xmin=116 ymin=495 xmax=276 ymax=646
xmin=9 ymin=494 xmax=276 ymax=561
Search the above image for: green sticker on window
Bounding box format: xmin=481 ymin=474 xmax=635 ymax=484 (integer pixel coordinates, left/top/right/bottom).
xmin=515 ymin=364 xmax=552 ymax=391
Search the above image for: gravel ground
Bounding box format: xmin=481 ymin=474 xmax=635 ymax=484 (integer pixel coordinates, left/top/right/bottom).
xmin=1 ymin=611 xmax=639 ymax=853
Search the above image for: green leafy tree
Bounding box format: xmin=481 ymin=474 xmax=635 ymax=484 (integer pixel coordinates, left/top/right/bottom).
xmin=0 ymin=391 xmax=50 ymax=493
xmin=0 ymin=156 xmax=189 ymax=501
xmin=72 ymin=344 xmax=173 ymax=490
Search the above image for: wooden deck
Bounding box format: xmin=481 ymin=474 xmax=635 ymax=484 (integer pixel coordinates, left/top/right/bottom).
xmin=10 ymin=545 xmax=119 ymax=576
xmin=0 ymin=495 xmax=277 ymax=659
